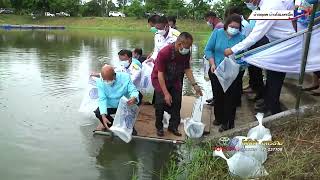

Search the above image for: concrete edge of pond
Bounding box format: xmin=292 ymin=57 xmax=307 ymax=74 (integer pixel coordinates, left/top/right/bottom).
xmin=203 ymin=104 xmax=320 ymax=141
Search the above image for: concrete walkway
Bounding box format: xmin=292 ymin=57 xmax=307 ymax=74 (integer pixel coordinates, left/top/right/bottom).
xmin=206 ymin=73 xmax=320 ymax=137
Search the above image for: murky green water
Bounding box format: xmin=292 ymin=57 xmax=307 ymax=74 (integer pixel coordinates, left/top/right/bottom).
xmin=0 ymin=30 xmax=207 ymax=180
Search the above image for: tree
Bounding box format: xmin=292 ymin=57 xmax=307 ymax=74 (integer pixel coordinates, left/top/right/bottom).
xmin=167 ymin=0 xmax=187 ymax=18
xmin=0 ymin=0 xmax=11 ymax=8
xmin=106 ymin=0 xmax=116 ymax=15
xmin=125 ymin=0 xmax=144 ymax=17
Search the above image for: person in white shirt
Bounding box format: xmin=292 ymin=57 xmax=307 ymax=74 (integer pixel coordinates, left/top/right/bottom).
xmin=224 ymin=0 xmax=296 ymax=115
xmin=146 ymin=16 xmax=181 ymax=62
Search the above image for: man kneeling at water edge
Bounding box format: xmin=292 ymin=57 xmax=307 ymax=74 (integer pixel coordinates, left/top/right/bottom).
xmin=151 ymin=32 xmax=203 ymax=137
xmin=94 ymin=65 xmax=141 ymax=135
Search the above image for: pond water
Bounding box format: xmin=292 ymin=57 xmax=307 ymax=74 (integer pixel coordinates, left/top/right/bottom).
xmin=0 ymin=30 xmax=208 ymax=180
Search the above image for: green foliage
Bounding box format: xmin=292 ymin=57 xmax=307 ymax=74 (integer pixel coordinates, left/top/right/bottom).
xmin=125 ymin=0 xmax=144 ymax=18
xmin=0 ymin=0 xmax=11 ymax=8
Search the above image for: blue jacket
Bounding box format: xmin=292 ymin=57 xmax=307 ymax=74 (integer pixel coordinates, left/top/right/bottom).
xmin=96 ymin=72 xmax=139 ymax=114
xmin=204 ymin=29 xmax=245 ymax=66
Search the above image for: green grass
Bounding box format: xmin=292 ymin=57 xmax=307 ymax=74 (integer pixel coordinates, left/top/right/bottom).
xmin=161 ymin=113 xmax=320 ymax=180
xmin=0 ymin=14 xmax=211 ymax=34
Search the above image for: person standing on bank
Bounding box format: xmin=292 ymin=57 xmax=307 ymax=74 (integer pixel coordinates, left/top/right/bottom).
xmin=146 ymin=16 xmax=181 ymax=62
xmin=204 ymin=11 xmax=224 ymax=106
xmin=152 ymin=32 xmax=203 ymax=137
xmin=204 ymin=14 xmax=245 ymax=132
xmin=224 ymin=0 xmax=295 ymax=115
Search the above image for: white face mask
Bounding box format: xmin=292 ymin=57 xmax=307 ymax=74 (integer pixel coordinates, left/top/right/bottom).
xmin=227 ymin=27 xmax=240 ymax=36
xmin=179 ymin=48 xmax=190 ymax=55
xmin=157 ymin=29 xmax=167 ymax=36
xmin=120 ymin=60 xmax=130 ymax=68
xmin=245 ymin=2 xmax=258 ymax=10
xmin=207 ymin=21 xmax=213 ymax=28
xmin=104 ymin=80 xmax=115 ymax=86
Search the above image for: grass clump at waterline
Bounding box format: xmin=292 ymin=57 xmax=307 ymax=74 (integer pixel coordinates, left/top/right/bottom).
xmin=162 ymin=113 xmax=320 ymax=180
xmin=0 ymin=15 xmax=210 ymax=34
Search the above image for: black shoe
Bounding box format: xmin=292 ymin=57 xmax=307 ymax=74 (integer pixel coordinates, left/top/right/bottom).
xmin=218 ymin=125 xmax=229 ymax=133
xmin=213 ymin=120 xmax=221 ymax=126
xmin=168 ymin=128 xmax=182 ymax=136
xmin=157 ymin=129 xmax=164 ymax=137
xmin=132 ymin=128 xmax=138 ymax=136
xmin=206 ymin=97 xmax=215 ymax=103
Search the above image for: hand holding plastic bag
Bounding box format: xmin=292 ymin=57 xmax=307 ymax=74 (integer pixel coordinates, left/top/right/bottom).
xmin=214 ymin=57 xmax=240 ymax=92
xmin=247 ymin=113 xmax=272 ymax=141
xmin=109 ymin=96 xmax=139 ymax=143
xmin=213 ymin=149 xmax=269 ymax=178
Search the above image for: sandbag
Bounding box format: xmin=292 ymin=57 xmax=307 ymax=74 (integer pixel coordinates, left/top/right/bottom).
xmin=79 ymin=76 xmax=99 ymax=114
xmin=184 ymin=97 xmax=205 ymax=138
xmin=247 ymin=113 xmax=272 ymax=141
xmin=213 ymin=149 xmax=269 ymax=178
xmin=140 ymin=62 xmax=155 ymax=104
xmin=109 ymin=96 xmax=139 ymax=143
xmin=214 ymin=57 xmax=240 ymax=92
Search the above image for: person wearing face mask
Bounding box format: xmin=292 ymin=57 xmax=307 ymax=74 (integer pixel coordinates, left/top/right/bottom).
xmin=132 ymin=48 xmax=146 ymax=63
xmin=224 ymin=0 xmax=296 ymax=115
xmin=204 ymin=11 xmax=224 ymax=31
xmin=204 ymin=14 xmax=245 ymax=132
xmin=117 ymin=50 xmax=143 ymax=90
xmin=148 ymin=15 xmax=160 ymax=34
xmin=151 ymin=32 xmax=203 ymax=137
xmin=93 ymin=65 xmax=140 ymax=134
xmin=146 ymin=16 xmax=181 ymax=63
xmin=203 ymin=11 xmax=224 ymax=106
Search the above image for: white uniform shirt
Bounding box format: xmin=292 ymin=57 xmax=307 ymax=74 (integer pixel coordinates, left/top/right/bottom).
xmin=115 ymin=62 xmax=142 ymax=90
xmin=231 ymin=0 xmax=295 ymax=54
xmin=150 ymin=27 xmax=180 ymax=60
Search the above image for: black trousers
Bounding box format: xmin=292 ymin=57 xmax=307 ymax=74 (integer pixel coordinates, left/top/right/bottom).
xmin=208 ymin=68 xmax=215 ymax=98
xmin=94 ymin=108 xmax=117 ymax=127
xmin=212 ymin=72 xmax=242 ymax=128
xmin=154 ymin=88 xmax=182 ymax=130
xmin=94 ymin=92 xmax=143 ymax=126
xmin=248 ymin=36 xmax=269 ymax=99
xmin=314 ymin=71 xmax=320 ymax=78
xmin=265 ymin=70 xmax=286 ymax=114
xmin=236 ymin=70 xmax=245 ymax=106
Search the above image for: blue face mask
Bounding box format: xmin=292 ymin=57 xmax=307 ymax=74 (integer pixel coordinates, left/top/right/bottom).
xmin=245 ymin=2 xmax=258 ymax=10
xmin=227 ymin=27 xmax=240 ymax=36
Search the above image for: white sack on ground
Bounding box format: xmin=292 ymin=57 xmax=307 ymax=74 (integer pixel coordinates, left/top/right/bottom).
xmin=213 ymin=149 xmax=269 ymax=178
xmin=243 ymin=26 xmax=320 ymax=73
xmin=184 ymin=97 xmax=205 ymax=138
xmin=247 ymin=113 xmax=272 ymax=141
xmin=110 ymin=97 xmax=139 ymax=143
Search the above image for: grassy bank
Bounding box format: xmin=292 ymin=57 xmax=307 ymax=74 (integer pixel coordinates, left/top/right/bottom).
xmin=162 ymin=113 xmax=320 ymax=180
xmin=0 ymin=15 xmax=210 ymax=34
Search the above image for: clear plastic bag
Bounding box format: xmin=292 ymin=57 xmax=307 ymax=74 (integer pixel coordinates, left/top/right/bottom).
xmin=79 ymin=76 xmax=99 ymax=114
xmin=227 ymin=136 xmax=248 ymax=156
xmin=163 ymin=111 xmax=170 ymax=129
xmin=140 ymin=62 xmax=155 ymax=104
xmin=203 ymin=55 xmax=210 ymax=81
xmin=109 ymin=96 xmax=140 ymax=143
xmin=184 ymin=97 xmax=205 ymax=138
xmin=214 ymin=57 xmax=240 ymax=92
xmin=247 ymin=113 xmax=272 ymax=141
xmin=213 ymin=149 xmax=269 ymax=178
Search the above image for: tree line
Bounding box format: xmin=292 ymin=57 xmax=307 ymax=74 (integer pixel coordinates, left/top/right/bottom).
xmin=0 ymin=0 xmax=248 ymax=19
